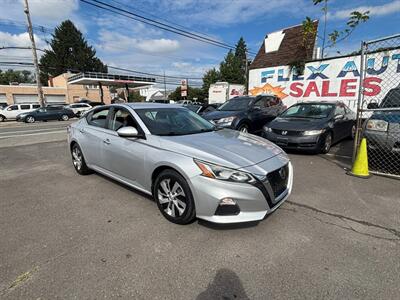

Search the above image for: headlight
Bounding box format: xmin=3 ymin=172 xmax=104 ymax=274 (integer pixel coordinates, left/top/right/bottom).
xmin=303 ymin=129 xmax=325 ymax=136
xmin=366 ymin=119 xmax=388 ymax=132
xmin=217 ymin=116 xmax=236 ymax=125
xmin=263 ymin=125 xmax=272 ymax=132
xmin=194 ymin=159 xmax=256 ymax=184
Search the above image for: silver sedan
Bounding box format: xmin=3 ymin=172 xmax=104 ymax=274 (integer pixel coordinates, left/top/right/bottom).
xmin=67 ymin=103 xmax=293 ymax=225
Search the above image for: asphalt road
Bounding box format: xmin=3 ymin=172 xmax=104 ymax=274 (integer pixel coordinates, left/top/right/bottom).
xmin=0 ymin=122 xmax=399 ymax=299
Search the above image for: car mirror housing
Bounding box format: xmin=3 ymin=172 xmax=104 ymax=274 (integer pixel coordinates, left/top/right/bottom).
xmin=117 ymin=126 xmax=141 ymax=138
xmin=367 ymin=102 xmax=379 ymax=109
xmin=334 ymin=114 xmax=344 ymax=120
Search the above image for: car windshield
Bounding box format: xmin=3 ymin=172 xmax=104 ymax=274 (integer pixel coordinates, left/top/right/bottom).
xmin=280 ymin=104 xmax=334 ymax=119
xmin=380 ymin=88 xmax=400 ymax=108
xmin=135 ymin=107 xmax=215 ymax=136
xmin=218 ymin=97 xmax=252 ymax=111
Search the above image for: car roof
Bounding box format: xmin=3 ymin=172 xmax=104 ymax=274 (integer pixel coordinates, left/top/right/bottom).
xmin=116 ymin=103 xmax=183 ymax=109
xmin=296 ymin=101 xmax=342 ymax=105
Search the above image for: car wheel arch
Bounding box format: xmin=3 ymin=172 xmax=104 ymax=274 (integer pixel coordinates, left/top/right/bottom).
xmin=236 ymin=119 xmax=251 ymax=130
xmin=151 ymin=165 xmax=189 ymax=195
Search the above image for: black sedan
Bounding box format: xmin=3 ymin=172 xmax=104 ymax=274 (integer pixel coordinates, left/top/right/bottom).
xmin=16 ymin=106 xmax=76 ymax=123
xmin=203 ymin=95 xmax=286 ymax=133
xmin=262 ymin=101 xmax=355 ymax=153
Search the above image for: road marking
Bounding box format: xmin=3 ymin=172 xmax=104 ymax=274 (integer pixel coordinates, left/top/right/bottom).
xmin=0 ymin=127 xmax=68 ymax=135
xmin=324 ymin=153 xmax=352 ymax=159
xmin=0 ymin=130 xmax=66 ymax=139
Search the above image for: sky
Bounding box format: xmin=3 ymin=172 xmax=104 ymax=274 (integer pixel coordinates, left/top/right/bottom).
xmin=0 ymin=0 xmax=399 ymax=88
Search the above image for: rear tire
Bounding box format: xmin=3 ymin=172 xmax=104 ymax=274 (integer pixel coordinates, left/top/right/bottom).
xmin=71 ymin=143 xmax=92 ymax=175
xmin=153 ymin=169 xmax=196 ymax=225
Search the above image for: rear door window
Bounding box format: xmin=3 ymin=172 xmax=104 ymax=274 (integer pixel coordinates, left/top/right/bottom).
xmin=33 ymin=104 xmax=40 ymax=108
xmin=21 ymin=105 xmax=30 ymax=110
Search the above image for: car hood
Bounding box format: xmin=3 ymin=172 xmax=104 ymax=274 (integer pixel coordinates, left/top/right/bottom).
xmin=158 ymin=129 xmax=283 ymax=169
xmin=269 ymin=117 xmax=328 ymax=130
xmin=203 ymin=110 xmax=241 ymax=120
xmin=370 ymin=111 xmax=400 ymax=123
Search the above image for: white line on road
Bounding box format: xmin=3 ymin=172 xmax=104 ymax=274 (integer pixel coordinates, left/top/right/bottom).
xmin=0 ymin=127 xmax=67 ymax=135
xmin=0 ymin=130 xmax=66 ymax=139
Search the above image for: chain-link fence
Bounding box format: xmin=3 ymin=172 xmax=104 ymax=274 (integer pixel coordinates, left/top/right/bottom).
xmin=353 ymin=34 xmax=400 ymax=178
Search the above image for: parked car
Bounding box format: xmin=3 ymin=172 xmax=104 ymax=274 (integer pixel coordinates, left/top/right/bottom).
xmin=176 ymin=100 xmax=192 ymax=105
xmin=78 ymin=99 xmax=103 ymax=107
xmin=262 ymin=101 xmax=356 ymax=154
xmin=67 ymin=103 xmax=92 ymax=117
xmin=0 ymin=103 xmax=41 ymax=122
xmin=364 ymin=87 xmax=400 ymax=160
xmin=183 ymin=103 xmax=219 ymax=115
xmin=16 ymin=106 xmax=75 ymax=123
xmin=203 ymin=95 xmax=286 ymax=133
xmin=68 ymin=103 xmax=293 ymax=225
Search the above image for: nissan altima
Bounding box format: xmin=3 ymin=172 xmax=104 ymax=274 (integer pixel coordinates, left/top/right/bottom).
xmin=68 ymin=103 xmax=293 ymax=225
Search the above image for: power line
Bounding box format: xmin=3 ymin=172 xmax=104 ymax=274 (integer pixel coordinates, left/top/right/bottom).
xmin=80 ymin=0 xmax=257 ymax=55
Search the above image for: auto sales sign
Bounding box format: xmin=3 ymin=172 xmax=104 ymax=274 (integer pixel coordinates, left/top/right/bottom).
xmin=248 ymin=49 xmax=400 ymax=109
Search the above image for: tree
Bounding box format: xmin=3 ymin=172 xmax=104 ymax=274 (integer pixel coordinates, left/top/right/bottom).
xmin=303 ymin=0 xmax=369 ymax=57
xmin=0 ymin=69 xmax=34 ymax=85
xmin=202 ymin=68 xmax=220 ymax=97
xmin=168 ymin=86 xmax=206 ymax=101
xmin=219 ymin=50 xmax=243 ymax=84
xmin=39 ymin=20 xmax=107 ymax=85
xmin=234 ymin=37 xmax=248 ymax=85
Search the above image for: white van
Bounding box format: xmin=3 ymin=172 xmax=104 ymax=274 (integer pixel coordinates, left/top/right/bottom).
xmin=66 ymin=103 xmax=92 ymax=117
xmin=0 ymin=103 xmax=41 ymax=122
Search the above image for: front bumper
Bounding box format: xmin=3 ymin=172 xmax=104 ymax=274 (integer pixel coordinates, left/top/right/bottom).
xmin=189 ymin=162 xmax=293 ymax=224
xmin=262 ymin=131 xmax=322 ymax=150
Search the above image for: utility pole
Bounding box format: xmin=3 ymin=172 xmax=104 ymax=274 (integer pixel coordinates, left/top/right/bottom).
xmin=245 ymin=50 xmax=249 ymax=95
xmin=163 ymin=70 xmax=167 ymax=100
xmin=23 ymin=0 xmax=45 ymax=107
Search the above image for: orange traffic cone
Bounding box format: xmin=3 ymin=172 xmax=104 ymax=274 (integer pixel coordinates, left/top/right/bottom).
xmin=347 ymin=138 xmax=371 ymax=178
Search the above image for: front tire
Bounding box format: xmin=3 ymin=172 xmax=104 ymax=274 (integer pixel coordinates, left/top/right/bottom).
xmin=61 ymin=114 xmax=69 ymax=121
xmin=0 ymin=115 xmax=5 ymax=122
xmin=319 ymin=132 xmax=332 ymax=154
xmin=237 ymin=123 xmax=249 ymax=133
xmin=71 ymin=143 xmax=92 ymax=175
xmin=153 ymin=169 xmax=196 ymax=225
xmin=25 ymin=115 xmax=35 ymax=123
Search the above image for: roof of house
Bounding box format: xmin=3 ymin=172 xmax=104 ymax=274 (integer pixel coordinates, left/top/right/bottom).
xmin=249 ymin=21 xmax=319 ymax=70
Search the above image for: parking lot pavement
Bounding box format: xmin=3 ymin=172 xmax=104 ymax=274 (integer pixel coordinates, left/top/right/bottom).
xmin=0 ymin=137 xmax=399 ymax=299
xmin=0 ymin=120 xmax=74 ymax=148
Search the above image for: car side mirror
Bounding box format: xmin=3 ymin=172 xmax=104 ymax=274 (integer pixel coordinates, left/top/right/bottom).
xmin=252 ymin=106 xmax=261 ymax=111
xmin=334 ymin=114 xmax=344 ymax=120
xmin=367 ymin=102 xmax=379 ymax=109
xmin=117 ymin=126 xmax=141 ymax=138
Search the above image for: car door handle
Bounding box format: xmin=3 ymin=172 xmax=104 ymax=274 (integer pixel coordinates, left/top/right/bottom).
xmin=103 ymin=138 xmax=111 ymax=145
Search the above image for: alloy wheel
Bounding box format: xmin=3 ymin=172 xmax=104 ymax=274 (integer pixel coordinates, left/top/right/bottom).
xmin=324 ymin=134 xmax=332 ymax=152
xmin=239 ymin=125 xmax=248 ymax=133
xmin=0 ymin=115 xmax=4 ymax=122
xmin=351 ymin=125 xmax=356 ymax=139
xmin=72 ymin=146 xmax=83 ymax=171
xmin=26 ymin=116 xmax=35 ymax=123
xmin=157 ymin=178 xmax=187 ymax=218
xmin=61 ymin=115 xmax=69 ymax=121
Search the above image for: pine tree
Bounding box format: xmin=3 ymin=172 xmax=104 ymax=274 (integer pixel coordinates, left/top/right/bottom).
xmin=219 ymin=50 xmax=242 ymax=84
xmin=39 ymin=20 xmax=107 ymax=84
xmin=234 ymin=37 xmax=248 ymax=84
xmin=202 ymin=68 xmax=220 ymax=97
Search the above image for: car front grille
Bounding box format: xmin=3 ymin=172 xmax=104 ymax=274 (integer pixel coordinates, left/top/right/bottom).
xmin=272 ymin=129 xmax=302 ymax=136
xmin=267 ymin=164 xmax=289 ymax=198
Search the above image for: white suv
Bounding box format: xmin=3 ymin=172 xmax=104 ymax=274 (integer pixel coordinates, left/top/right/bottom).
xmin=67 ymin=103 xmax=92 ymax=117
xmin=0 ymin=103 xmax=41 ymax=122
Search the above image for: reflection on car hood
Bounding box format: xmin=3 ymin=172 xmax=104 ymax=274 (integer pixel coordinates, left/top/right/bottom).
xmin=203 ymin=110 xmax=241 ymax=120
xmin=269 ymin=117 xmax=328 ymax=130
xmin=159 ymin=129 xmax=283 ymax=169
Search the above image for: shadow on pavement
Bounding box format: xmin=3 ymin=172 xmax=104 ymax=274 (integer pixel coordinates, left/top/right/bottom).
xmin=197 ymin=268 xmax=250 ymax=300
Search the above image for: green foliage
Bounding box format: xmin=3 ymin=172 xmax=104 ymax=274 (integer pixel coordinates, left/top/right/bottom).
xmin=202 ymin=68 xmax=220 ymax=96
xmin=168 ymin=86 xmax=206 ymax=101
xmin=39 ymin=20 xmax=107 ymax=85
xmin=128 ymin=91 xmax=146 ymax=102
xmin=219 ymin=50 xmax=243 ymax=84
xmin=304 ymin=0 xmax=370 ymax=57
xmin=0 ymin=69 xmax=34 ymax=85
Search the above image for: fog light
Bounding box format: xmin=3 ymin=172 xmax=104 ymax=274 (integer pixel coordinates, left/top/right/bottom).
xmin=215 ymin=198 xmax=240 ymax=215
xmin=219 ymin=198 xmax=236 ymax=205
